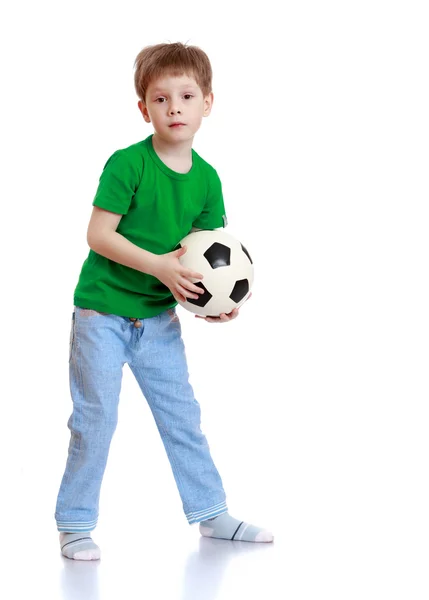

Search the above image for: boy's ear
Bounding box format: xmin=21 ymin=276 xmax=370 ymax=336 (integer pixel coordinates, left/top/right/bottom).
xmin=138 ymin=100 xmax=151 ymax=123
xmin=203 ymin=92 xmax=214 ymax=117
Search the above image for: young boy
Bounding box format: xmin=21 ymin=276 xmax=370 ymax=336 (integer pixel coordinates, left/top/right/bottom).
xmin=55 ymin=42 xmax=273 ymax=561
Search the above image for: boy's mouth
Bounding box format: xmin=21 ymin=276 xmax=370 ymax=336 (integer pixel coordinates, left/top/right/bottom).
xmin=169 ymin=123 xmax=186 ymax=128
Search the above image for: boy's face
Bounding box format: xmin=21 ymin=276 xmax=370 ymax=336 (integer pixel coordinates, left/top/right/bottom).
xmin=138 ymin=73 xmax=213 ymax=143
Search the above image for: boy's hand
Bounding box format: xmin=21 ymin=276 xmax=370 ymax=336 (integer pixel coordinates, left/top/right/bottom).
xmin=152 ymin=246 xmax=204 ymax=303
xmin=195 ymin=293 xmax=252 ymax=323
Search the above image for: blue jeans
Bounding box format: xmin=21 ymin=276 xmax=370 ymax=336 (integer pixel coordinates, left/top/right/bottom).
xmin=55 ymin=306 xmax=227 ymax=533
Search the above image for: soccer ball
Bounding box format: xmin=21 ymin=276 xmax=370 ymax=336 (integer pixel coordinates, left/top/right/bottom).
xmin=176 ymin=230 xmax=254 ymax=317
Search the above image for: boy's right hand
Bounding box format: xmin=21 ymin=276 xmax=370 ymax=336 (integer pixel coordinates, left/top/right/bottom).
xmin=151 ymin=246 xmax=204 ymax=303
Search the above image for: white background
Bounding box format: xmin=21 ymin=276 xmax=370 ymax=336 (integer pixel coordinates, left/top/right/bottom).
xmin=1 ymin=1 xmax=428 ymax=599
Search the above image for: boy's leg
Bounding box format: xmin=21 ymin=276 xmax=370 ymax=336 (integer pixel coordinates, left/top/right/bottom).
xmin=55 ymin=308 xmax=128 ymax=536
xmin=128 ymin=308 xmax=228 ymax=524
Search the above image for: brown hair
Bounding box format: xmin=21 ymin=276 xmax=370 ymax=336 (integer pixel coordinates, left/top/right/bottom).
xmin=134 ymin=42 xmax=213 ymax=103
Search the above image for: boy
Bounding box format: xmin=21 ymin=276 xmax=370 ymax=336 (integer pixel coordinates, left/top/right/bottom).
xmin=55 ymin=42 xmax=273 ymax=561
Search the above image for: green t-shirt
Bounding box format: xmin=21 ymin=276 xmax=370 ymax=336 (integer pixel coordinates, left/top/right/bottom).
xmin=74 ymin=134 xmax=227 ymax=318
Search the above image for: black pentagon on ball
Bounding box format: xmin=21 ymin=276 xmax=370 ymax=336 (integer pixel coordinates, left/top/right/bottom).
xmin=187 ymin=282 xmax=212 ymax=308
xmin=241 ymin=244 xmax=253 ymax=264
xmin=229 ymin=279 xmax=249 ymax=303
xmin=204 ymin=243 xmax=231 ymax=269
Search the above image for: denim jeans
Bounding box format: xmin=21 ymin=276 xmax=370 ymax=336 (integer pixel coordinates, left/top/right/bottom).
xmin=55 ymin=306 xmax=227 ymax=533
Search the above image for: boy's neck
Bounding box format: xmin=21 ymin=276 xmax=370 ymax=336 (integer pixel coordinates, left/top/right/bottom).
xmin=151 ymin=133 xmax=194 ymax=174
xmin=152 ymin=132 xmax=193 ymax=160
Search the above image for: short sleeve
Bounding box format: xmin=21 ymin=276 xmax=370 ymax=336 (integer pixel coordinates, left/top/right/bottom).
xmin=192 ymin=169 xmax=228 ymax=230
xmin=92 ymin=149 xmax=143 ymax=215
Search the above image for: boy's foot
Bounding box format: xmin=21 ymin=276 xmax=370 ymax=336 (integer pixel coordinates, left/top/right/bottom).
xmin=199 ymin=512 xmax=274 ymax=542
xmin=59 ymin=532 xmax=101 ymax=560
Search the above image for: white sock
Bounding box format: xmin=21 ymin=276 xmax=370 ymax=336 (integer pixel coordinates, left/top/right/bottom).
xmin=199 ymin=512 xmax=274 ymax=542
xmin=59 ymin=532 xmax=101 ymax=560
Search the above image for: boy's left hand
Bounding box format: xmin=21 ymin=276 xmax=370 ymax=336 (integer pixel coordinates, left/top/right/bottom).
xmin=195 ymin=293 xmax=252 ymax=323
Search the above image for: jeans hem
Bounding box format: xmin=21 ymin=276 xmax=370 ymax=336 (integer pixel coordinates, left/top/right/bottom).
xmin=186 ymin=501 xmax=228 ymax=524
xmin=56 ymin=518 xmax=98 ymax=533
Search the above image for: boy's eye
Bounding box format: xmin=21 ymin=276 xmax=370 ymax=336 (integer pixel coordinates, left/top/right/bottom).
xmin=155 ymin=94 xmax=193 ymax=103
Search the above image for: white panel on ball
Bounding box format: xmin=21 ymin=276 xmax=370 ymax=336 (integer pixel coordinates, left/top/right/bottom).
xmin=177 ymin=230 xmax=254 ymax=317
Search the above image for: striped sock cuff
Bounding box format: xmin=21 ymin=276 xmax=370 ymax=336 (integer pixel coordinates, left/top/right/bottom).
xmin=56 ymin=518 xmax=98 ymax=533
xmin=186 ymin=500 xmax=228 ymax=524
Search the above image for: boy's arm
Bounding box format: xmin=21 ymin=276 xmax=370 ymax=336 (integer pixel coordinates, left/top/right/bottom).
xmin=87 ymin=206 xmax=204 ymax=302
xmin=87 ymin=206 xmax=158 ymax=276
